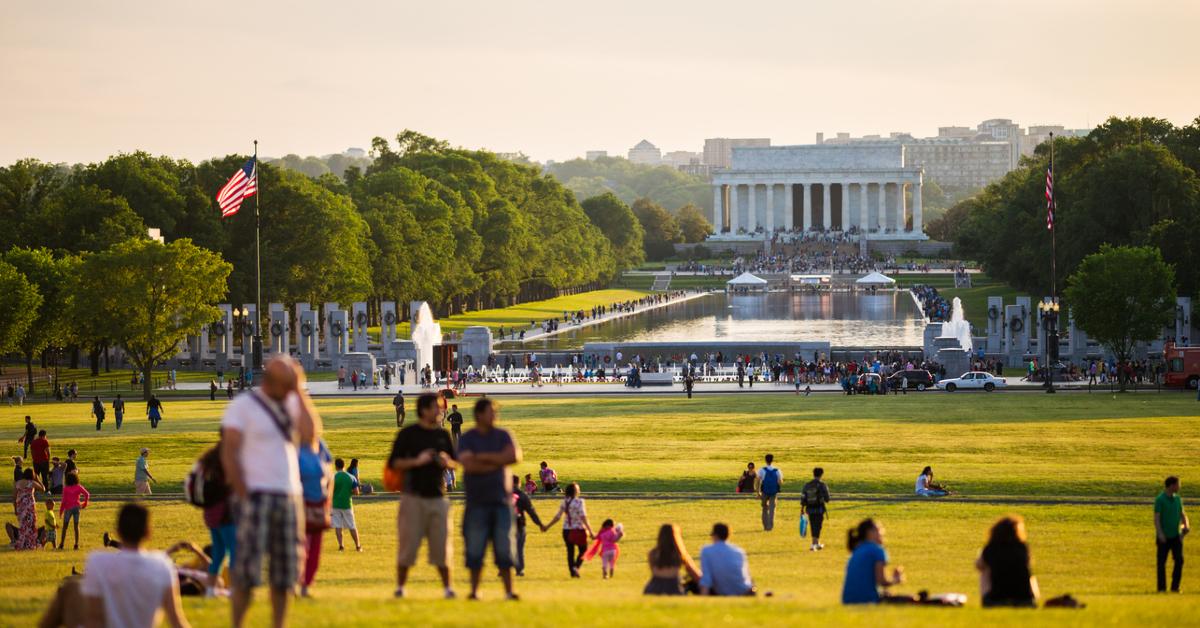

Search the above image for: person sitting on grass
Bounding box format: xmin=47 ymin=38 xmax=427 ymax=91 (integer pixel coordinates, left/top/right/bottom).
xmin=735 ymin=462 xmax=756 ymax=493
xmin=698 ymin=523 xmax=754 ymax=596
xmin=915 ymin=466 xmax=951 ymax=497
xmin=643 ymin=523 xmax=701 ymax=596
xmin=841 ymin=518 xmax=904 ymax=604
xmin=539 ymin=461 xmax=560 ymax=493
xmin=975 ymin=515 xmax=1039 ymax=608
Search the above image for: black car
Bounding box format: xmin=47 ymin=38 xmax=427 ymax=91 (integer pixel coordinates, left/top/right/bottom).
xmin=887 ymin=369 xmax=935 ymax=391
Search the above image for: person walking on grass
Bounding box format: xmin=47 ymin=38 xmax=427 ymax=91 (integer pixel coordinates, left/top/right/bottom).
xmin=447 ymin=404 xmax=464 ymax=447
xmin=82 ymin=503 xmax=190 ymax=628
xmin=754 ymin=454 xmax=782 ymax=532
xmin=91 ymin=396 xmax=106 ymax=431
xmin=511 ymin=473 xmax=544 ymax=577
xmin=542 ymin=482 xmax=595 ymax=578
xmin=1155 ymin=475 xmax=1190 ymax=593
xmin=801 ymin=467 xmax=832 ymax=551
xmin=331 ymin=458 xmax=362 ymax=552
xmin=113 ymin=394 xmax=126 ymax=430
xmin=135 ymin=448 xmax=157 ymax=495
xmin=221 ymin=357 xmax=321 ymax=628
xmin=457 ymin=397 xmax=522 ymax=600
xmin=59 ymin=470 xmax=90 ymax=550
xmin=392 ymin=390 xmax=405 ymax=427
xmin=297 ymin=438 xmax=333 ymax=598
xmin=147 ymin=395 xmax=164 ymax=429
xmin=388 ymin=393 xmax=457 ymax=599
xmin=18 ymin=415 xmax=36 ymax=459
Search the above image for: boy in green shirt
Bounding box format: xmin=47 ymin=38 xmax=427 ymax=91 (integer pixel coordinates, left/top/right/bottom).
xmin=331 ymin=458 xmax=362 ymax=551
xmin=1155 ymin=475 xmax=1190 ymax=592
xmin=43 ymin=498 xmax=57 ymax=548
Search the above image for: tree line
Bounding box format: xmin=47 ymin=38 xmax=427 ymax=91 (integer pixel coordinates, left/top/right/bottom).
xmin=930 ymin=116 xmax=1200 ymax=300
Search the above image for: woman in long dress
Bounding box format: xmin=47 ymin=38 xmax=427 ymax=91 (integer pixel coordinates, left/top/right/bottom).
xmin=10 ymin=468 xmax=45 ymax=550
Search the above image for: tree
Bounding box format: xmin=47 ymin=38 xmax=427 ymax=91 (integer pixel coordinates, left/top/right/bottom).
xmin=546 ymin=156 xmax=712 ymax=213
xmin=631 ymin=198 xmax=682 ymax=261
xmin=0 ymin=261 xmax=41 ymax=359
xmin=581 ymin=193 xmax=644 ymax=273
xmin=1064 ymin=245 xmax=1176 ymax=389
xmin=75 ymin=237 xmax=231 ymax=400
xmin=675 ymin=204 xmax=714 ymax=243
xmin=3 ymin=248 xmax=77 ymax=388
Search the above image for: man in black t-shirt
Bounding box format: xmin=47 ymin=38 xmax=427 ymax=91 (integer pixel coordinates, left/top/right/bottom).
xmin=388 ymin=393 xmax=457 ymax=599
xmin=801 ymin=467 xmax=832 ymax=551
xmin=392 ymin=391 xmax=405 ymax=428
xmin=447 ymin=405 xmax=464 ymax=446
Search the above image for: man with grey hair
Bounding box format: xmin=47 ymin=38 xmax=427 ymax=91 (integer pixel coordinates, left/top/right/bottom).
xmin=221 ymin=357 xmax=321 ymax=628
xmin=134 ymin=448 xmax=155 ymax=495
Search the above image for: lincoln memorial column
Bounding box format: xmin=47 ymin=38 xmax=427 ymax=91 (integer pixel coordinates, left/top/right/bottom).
xmin=821 ymin=183 xmax=832 ymax=230
xmin=729 ymin=184 xmax=740 ymax=233
xmin=747 ymin=183 xmax=758 ymax=233
xmin=802 ymin=183 xmax=812 ymax=232
xmin=858 ymin=183 xmax=868 ymax=233
xmin=784 ymin=183 xmax=794 ymax=231
xmin=713 ymin=185 xmax=723 ymax=232
xmin=765 ymin=184 xmax=775 ymax=234
xmin=876 ymin=183 xmax=887 ymax=232
xmin=898 ymin=183 xmax=908 ymax=231
xmin=839 ymin=182 xmax=850 ymax=231
xmin=912 ymin=180 xmax=924 ymax=234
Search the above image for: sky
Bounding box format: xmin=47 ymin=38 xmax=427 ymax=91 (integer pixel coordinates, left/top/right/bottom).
xmin=1 ymin=0 xmax=1197 ymax=165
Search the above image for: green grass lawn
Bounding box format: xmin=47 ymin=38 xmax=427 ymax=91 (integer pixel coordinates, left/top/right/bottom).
xmin=2 ymin=393 xmax=1197 ymax=625
xmin=392 ymin=289 xmax=651 ymax=338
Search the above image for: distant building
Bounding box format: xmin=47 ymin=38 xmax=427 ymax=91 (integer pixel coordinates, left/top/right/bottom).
xmin=703 ymin=138 xmax=770 ymax=169
xmin=344 ymin=147 xmax=367 ymax=158
xmin=585 ymin=150 xmax=608 ymax=161
xmin=678 ymin=162 xmax=711 ymax=177
xmin=663 ymin=150 xmax=702 ymax=168
xmin=627 ymin=140 xmax=662 ymax=165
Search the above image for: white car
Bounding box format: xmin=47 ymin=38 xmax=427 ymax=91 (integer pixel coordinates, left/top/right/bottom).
xmin=936 ymin=371 xmax=1008 ymax=392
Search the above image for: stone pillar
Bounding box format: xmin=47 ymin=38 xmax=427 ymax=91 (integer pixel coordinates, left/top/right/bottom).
xmin=877 ymin=183 xmax=888 ymax=232
xmin=269 ymin=303 xmax=288 ymax=355
xmin=747 ymin=183 xmax=757 ymax=233
xmin=802 ymin=183 xmax=812 ymax=231
xmin=381 ymin=300 xmax=398 ymax=357
xmin=898 ymin=183 xmax=908 ymax=231
xmin=351 ymin=301 xmax=369 ymax=352
xmin=765 ymin=184 xmax=775 ymax=234
xmin=297 ymin=309 xmax=319 ymax=370
xmin=729 ymin=184 xmax=740 ymax=233
xmin=912 ymin=180 xmax=923 ymax=234
xmin=821 ymin=183 xmax=832 ymax=230
xmin=840 ymin=182 xmax=849 ymax=231
xmin=712 ymin=185 xmax=723 ymax=232
xmin=784 ymin=184 xmax=794 ymax=231
xmin=859 ymin=183 xmax=868 ymax=233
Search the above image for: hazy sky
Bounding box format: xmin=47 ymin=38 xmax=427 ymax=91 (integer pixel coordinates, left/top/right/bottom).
xmin=2 ymin=1 xmax=1197 ymax=165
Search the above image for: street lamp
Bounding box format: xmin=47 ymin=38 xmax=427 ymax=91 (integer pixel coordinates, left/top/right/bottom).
xmin=231 ymin=307 xmax=264 ymax=377
xmin=1038 ymin=299 xmax=1060 ymax=393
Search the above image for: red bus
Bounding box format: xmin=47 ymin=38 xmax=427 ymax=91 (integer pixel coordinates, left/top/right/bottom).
xmin=1164 ymin=343 xmax=1200 ymax=389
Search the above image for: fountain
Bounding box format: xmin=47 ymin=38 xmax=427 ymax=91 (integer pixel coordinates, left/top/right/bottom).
xmin=410 ymin=301 xmax=442 ymax=372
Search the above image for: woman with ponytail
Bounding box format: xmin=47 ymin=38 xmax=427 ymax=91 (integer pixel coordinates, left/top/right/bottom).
xmin=841 ymin=518 xmax=904 ymax=604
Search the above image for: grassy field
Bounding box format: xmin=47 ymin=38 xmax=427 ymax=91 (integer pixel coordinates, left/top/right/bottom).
xmin=1 ymin=393 xmax=1196 ymax=625
xmin=391 ymin=289 xmax=651 ymax=338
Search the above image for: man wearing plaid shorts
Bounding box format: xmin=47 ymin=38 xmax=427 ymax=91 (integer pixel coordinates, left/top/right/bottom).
xmin=221 ymin=357 xmax=319 ymax=628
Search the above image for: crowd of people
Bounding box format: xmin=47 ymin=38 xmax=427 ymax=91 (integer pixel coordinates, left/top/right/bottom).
xmin=494 ymin=291 xmax=692 ymax=342
xmin=14 ymin=356 xmax=1192 ymax=627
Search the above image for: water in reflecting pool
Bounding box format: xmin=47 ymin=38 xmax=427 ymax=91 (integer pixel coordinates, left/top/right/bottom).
xmin=518 ymin=291 xmax=924 ymax=350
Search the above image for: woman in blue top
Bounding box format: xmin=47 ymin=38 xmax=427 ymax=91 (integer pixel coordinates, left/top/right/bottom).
xmin=842 ymin=518 xmax=904 ymax=604
xmin=297 ymin=439 xmax=333 ymax=597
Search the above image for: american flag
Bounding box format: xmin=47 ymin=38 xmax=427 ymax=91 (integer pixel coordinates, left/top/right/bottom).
xmin=217 ymin=157 xmax=257 ymax=218
xmin=1044 ymin=164 xmax=1054 ymax=230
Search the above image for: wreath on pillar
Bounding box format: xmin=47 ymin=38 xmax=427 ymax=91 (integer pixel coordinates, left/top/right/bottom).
xmin=211 ymin=322 xmax=227 ymax=337
xmin=383 ymin=311 xmax=396 ymax=326
xmin=356 ymin=312 xmax=368 ymax=328
xmin=300 ymin=322 xmax=313 ymax=338
xmin=331 ymin=321 xmax=345 ymax=338
xmin=1009 ymin=317 xmax=1024 ymax=334
xmin=988 ymin=306 xmax=1000 ymax=321
xmin=270 ymin=321 xmax=284 ymax=338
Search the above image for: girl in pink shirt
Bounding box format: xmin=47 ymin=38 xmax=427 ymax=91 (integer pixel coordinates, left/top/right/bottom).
xmin=58 ymin=471 xmax=89 ymax=550
xmin=586 ymin=519 xmax=624 ymax=579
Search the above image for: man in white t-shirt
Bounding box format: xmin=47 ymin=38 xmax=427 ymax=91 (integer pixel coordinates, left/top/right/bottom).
xmin=82 ymin=503 xmax=189 ymax=628
xmin=754 ymin=454 xmax=783 ymax=531
xmin=221 ymin=356 xmax=320 ymax=628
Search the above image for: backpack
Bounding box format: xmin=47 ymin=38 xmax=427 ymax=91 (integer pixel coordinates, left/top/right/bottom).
xmin=802 ymin=481 xmax=824 ymax=508
xmin=760 ymin=467 xmax=780 ymax=496
xmin=184 ymin=448 xmax=227 ymax=508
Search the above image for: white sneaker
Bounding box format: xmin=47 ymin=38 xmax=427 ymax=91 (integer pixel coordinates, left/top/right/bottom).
xmin=816 ymin=543 xmax=825 ymax=550
xmin=810 ymin=545 xmax=818 ymax=551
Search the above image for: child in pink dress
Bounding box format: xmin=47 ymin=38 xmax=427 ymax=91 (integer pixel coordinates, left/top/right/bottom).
xmin=588 ymin=519 xmax=624 ymax=579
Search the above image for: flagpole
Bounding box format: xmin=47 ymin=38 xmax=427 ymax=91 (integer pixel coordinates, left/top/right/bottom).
xmin=252 ymin=139 xmax=264 ymax=375
xmin=1049 ymin=132 xmax=1056 ymax=298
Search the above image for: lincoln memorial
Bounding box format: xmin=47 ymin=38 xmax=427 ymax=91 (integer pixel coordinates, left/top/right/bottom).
xmin=709 ymin=144 xmax=927 ymax=242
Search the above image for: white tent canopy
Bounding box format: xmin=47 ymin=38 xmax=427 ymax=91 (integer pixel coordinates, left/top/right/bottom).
xmin=856 ymin=271 xmax=896 ymax=286
xmin=727 ymin=272 xmax=768 ymax=286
